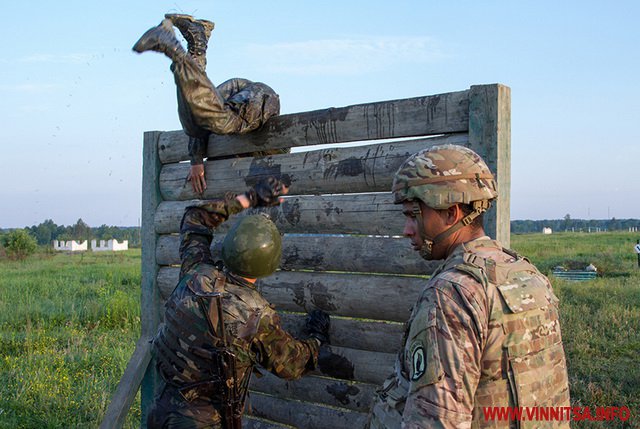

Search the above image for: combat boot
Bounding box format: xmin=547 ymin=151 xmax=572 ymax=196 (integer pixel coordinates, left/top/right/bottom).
xmin=165 ymin=14 xmax=215 ymax=70
xmin=132 ymin=18 xmax=187 ymax=63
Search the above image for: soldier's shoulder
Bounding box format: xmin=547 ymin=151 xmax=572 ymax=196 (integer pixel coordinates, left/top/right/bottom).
xmin=186 ymin=264 xmax=225 ymax=292
xmin=427 ymin=265 xmax=490 ymax=321
xmin=224 ymin=281 xmax=273 ymax=311
xmin=433 ymin=268 xmax=485 ymax=297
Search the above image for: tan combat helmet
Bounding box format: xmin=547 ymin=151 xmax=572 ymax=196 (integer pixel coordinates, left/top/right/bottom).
xmin=392 ymin=144 xmax=498 ymax=259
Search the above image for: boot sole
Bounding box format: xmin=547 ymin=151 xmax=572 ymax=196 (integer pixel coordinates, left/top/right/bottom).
xmin=164 ymin=13 xmax=215 ymax=33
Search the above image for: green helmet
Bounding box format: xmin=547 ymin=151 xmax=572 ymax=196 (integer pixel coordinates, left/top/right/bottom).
xmin=392 ymin=144 xmax=497 ymax=208
xmin=221 ymin=214 xmax=282 ymax=278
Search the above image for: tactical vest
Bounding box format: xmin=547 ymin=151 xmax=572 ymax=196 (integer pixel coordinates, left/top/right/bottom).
xmin=369 ymin=239 xmax=570 ymax=429
xmin=153 ymin=263 xmax=264 ymax=402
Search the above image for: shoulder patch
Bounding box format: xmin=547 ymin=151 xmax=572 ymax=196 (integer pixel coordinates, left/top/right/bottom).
xmin=410 ymin=342 xmax=426 ymax=380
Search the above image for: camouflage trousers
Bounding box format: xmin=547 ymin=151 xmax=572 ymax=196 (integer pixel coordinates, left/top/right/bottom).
xmin=171 ymin=59 xmax=280 ymax=139
xmin=147 ymin=384 xmax=223 ymax=429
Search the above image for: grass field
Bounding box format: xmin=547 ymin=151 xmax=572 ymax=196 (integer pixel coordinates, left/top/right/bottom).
xmin=0 ymin=232 xmax=639 ymax=428
xmin=0 ymin=250 xmax=142 ymax=429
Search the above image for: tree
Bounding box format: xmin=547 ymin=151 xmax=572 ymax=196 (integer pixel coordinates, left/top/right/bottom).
xmin=29 ymin=219 xmax=59 ymax=245
xmin=2 ymin=229 xmax=37 ymax=261
xmin=563 ymin=213 xmax=572 ymax=231
xmin=71 ymin=218 xmax=92 ymax=241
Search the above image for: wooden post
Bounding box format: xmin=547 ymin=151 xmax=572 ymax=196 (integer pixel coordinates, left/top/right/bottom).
xmin=140 ymin=131 xmax=163 ymax=428
xmin=99 ymin=338 xmax=153 ymax=429
xmin=468 ymin=84 xmax=511 ymax=247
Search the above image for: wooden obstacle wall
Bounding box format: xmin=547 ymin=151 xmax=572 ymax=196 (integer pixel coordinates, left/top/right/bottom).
xmin=102 ymin=83 xmax=511 ymax=429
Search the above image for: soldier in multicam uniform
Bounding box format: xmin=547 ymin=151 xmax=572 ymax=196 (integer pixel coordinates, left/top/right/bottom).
xmin=132 ymin=15 xmax=285 ymax=194
xmin=147 ymin=176 xmax=330 ymax=428
xmin=368 ymin=145 xmax=570 ymax=428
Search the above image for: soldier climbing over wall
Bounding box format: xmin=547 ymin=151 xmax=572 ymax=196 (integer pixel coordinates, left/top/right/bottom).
xmin=146 ymin=176 xmax=330 ymax=428
xmin=133 ymin=14 xmax=286 ymax=195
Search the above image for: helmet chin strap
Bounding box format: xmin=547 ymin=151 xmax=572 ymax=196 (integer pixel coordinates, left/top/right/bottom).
xmin=412 ymin=202 xmax=435 ymax=260
xmin=412 ymin=200 xmax=491 ymax=260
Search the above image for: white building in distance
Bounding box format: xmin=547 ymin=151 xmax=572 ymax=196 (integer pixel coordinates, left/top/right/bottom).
xmin=542 ymin=227 xmax=553 ymax=235
xmin=91 ymin=239 xmax=129 ymax=252
xmin=53 ymin=240 xmax=88 ymax=251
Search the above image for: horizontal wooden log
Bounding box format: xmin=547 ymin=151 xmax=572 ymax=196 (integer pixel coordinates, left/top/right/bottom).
xmin=154 ymin=193 xmax=404 ymax=235
xmin=314 ymin=345 xmax=395 ymax=385
xmin=158 ymin=268 xmax=423 ymax=323
xmin=278 ymin=313 xmax=404 ymax=354
xmin=250 ymin=373 xmax=376 ymax=412
xmin=158 ymin=134 xmax=469 ymax=201
xmin=248 ymin=391 xmax=368 ymax=429
xmin=243 ymin=416 xmax=295 ymax=429
xmin=158 ymin=90 xmax=470 ymax=163
xmin=156 ymin=234 xmax=441 ymax=275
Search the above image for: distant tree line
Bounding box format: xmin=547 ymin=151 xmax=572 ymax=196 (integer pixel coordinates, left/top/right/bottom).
xmin=0 ymin=219 xmax=141 ymax=247
xmin=511 ymin=215 xmax=640 ymax=234
xmin=2 ymin=216 xmax=639 ymax=249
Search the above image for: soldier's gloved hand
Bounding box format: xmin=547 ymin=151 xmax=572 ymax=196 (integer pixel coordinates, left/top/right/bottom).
xmin=306 ymin=310 xmax=330 ymax=345
xmin=245 ymin=176 xmax=290 ymax=208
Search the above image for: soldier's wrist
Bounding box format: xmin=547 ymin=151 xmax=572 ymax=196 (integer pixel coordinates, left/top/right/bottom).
xmin=236 ymin=193 xmax=251 ymax=209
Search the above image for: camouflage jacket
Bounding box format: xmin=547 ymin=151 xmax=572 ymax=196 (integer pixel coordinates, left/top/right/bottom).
xmin=180 ymin=75 xmax=286 ymax=165
xmin=369 ymin=238 xmax=570 ymax=429
xmin=153 ymin=195 xmax=319 ymax=405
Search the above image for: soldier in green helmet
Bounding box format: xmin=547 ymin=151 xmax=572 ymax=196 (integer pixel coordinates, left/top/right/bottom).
xmin=132 ymin=14 xmax=286 ymax=195
xmin=368 ymin=145 xmax=570 ymax=428
xmin=148 ymin=176 xmax=330 ymax=429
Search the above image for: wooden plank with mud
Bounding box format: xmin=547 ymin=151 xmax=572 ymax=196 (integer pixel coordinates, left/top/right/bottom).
xmin=158 ymin=134 xmax=469 ymax=201
xmin=154 ymin=193 xmax=404 ymax=235
xmin=157 ymin=267 xmax=421 ymax=324
xmin=155 ymin=234 xmax=440 ymax=275
xmin=158 ymin=90 xmax=470 ymax=163
xmin=248 ymin=390 xmax=369 ymax=429
xmin=250 ymin=373 xmax=377 ymax=413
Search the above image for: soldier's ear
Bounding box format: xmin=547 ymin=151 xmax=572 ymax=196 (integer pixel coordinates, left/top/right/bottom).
xmin=445 ymin=205 xmax=462 ymax=226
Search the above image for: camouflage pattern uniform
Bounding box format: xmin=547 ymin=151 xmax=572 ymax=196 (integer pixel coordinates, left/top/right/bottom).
xmin=369 ymin=238 xmax=571 ymax=429
xmin=368 ymin=145 xmax=570 ymax=428
xmin=147 ymin=195 xmax=319 ymax=428
xmin=174 ymin=64 xmax=282 ymax=161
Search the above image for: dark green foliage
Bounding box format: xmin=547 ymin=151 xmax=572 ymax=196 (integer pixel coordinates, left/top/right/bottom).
xmin=2 ymin=229 xmax=38 ymax=261
xmin=25 ymin=220 xmax=141 ymax=247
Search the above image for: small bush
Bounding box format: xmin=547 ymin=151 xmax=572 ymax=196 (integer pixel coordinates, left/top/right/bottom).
xmin=2 ymin=229 xmax=38 ymax=261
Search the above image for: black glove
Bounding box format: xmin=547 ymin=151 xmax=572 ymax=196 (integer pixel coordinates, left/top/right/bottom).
xmin=245 ymin=176 xmax=289 ymax=208
xmin=306 ymin=310 xmax=330 ymax=345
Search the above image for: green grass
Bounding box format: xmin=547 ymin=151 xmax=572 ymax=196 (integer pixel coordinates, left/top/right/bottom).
xmin=512 ymin=232 xmax=640 ymax=429
xmin=1 ymin=233 xmax=639 ymax=428
xmin=0 ymin=250 xmax=141 ymax=429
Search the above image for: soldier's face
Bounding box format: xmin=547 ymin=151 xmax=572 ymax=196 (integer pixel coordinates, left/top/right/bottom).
xmin=401 ymin=201 xmax=448 ymax=254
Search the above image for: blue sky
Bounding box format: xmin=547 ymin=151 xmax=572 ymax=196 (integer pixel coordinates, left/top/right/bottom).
xmin=1 ymin=1 xmax=638 ymax=227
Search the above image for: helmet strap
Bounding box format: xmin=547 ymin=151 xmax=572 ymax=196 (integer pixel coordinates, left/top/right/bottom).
xmin=412 ymin=201 xmax=434 ymax=260
xmin=431 ymin=200 xmax=492 ymax=249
